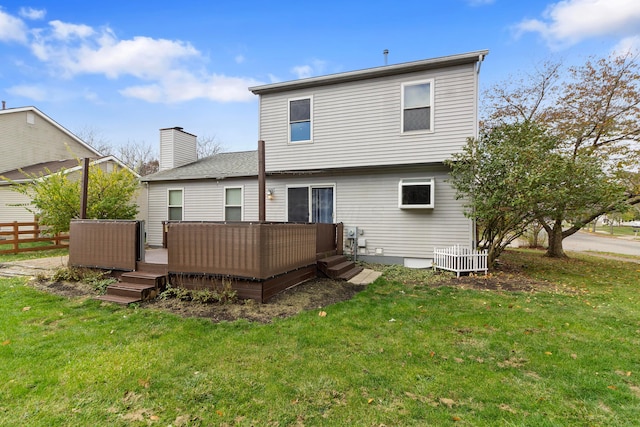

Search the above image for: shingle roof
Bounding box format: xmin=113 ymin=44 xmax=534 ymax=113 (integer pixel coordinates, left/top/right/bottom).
xmin=141 ymin=150 xmax=258 ymax=182
xmin=0 ymin=158 xmax=85 ymax=181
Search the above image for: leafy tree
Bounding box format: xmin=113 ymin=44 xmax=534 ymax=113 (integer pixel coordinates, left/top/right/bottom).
xmin=7 ymin=162 xmax=139 ymax=234
xmin=483 ymin=53 xmax=640 ymax=257
xmin=447 ymin=121 xmax=558 ymax=266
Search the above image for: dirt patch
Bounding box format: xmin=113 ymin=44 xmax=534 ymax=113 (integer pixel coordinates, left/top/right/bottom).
xmin=145 ymin=278 xmax=366 ymax=323
xmin=23 ymin=260 xmax=561 ymax=323
xmin=28 ymin=279 xmax=97 ymax=300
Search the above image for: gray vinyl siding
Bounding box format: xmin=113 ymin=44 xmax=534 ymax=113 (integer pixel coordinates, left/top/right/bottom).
xmin=159 ymin=128 xmax=197 ymax=171
xmin=0 ymin=188 xmax=35 ymax=223
xmin=0 ymin=111 xmax=96 ymax=173
xmin=145 ymin=178 xmax=259 ymax=246
xmin=259 ymin=63 xmax=478 ymax=172
xmin=264 ymin=165 xmax=471 ymax=260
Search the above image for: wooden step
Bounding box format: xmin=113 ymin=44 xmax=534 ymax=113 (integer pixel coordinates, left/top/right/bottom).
xmin=121 ymin=271 xmax=166 ymax=287
xmin=338 ymin=266 xmax=364 ymax=281
xmin=317 ymin=255 xmax=348 ymax=269
xmin=326 ymin=260 xmax=357 ymax=278
xmin=95 ymin=294 xmax=141 ymax=305
xmin=135 ymin=261 xmax=168 ymax=275
xmin=106 ymin=282 xmax=156 ymax=299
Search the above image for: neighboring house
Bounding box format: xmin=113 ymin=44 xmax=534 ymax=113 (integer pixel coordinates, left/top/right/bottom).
xmin=0 ymin=106 xmax=147 ymax=223
xmin=144 ymin=50 xmax=488 ymax=267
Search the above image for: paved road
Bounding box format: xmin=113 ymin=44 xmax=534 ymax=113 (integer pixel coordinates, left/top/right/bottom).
xmin=562 ymin=231 xmax=640 ymax=257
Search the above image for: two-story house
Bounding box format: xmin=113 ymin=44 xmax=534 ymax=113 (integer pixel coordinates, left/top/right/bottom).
xmin=143 ymin=50 xmax=487 ymax=267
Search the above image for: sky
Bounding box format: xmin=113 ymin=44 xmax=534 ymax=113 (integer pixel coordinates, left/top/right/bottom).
xmin=1 ymin=0 xmax=639 ymax=154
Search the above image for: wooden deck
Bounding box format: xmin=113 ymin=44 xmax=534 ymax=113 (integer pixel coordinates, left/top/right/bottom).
xmin=69 ymin=220 xmax=356 ymax=304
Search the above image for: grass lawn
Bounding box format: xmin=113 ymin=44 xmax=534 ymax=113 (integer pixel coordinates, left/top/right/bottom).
xmin=593 ymin=225 xmax=640 ymax=237
xmin=1 ymin=249 xmax=639 ymax=426
xmin=0 ymin=242 xmax=68 ymax=262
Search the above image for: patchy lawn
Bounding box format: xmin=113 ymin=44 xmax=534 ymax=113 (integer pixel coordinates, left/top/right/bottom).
xmin=2 ymin=249 xmax=639 ymax=426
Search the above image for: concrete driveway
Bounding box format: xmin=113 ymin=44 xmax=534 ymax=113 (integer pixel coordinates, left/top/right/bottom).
xmin=562 ymin=231 xmax=640 ymax=257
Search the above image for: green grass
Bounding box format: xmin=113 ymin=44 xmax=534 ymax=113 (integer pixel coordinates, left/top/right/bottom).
xmin=1 ymin=250 xmax=639 ymax=426
xmin=593 ymin=225 xmax=640 ymax=237
xmin=0 ymin=243 xmax=68 ymax=262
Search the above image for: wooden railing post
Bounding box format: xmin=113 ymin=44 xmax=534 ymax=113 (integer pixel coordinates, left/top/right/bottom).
xmin=12 ymin=221 xmax=19 ymax=254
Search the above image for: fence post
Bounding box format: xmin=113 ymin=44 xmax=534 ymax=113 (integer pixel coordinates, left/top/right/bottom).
xmin=12 ymin=221 xmax=19 ymax=254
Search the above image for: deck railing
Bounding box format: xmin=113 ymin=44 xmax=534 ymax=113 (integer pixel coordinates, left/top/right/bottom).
xmin=69 ymin=220 xmax=144 ymax=271
xmin=433 ymin=245 xmax=488 ymax=277
xmin=167 ymin=222 xmax=320 ymax=279
xmin=0 ymin=221 xmax=68 ymax=255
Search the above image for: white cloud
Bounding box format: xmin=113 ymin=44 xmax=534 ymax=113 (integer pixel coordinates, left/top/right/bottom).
xmin=7 ymin=84 xmax=48 ymax=101
xmin=19 ymin=7 xmax=45 ymax=20
xmin=0 ymin=10 xmax=263 ymax=103
xmin=291 ymin=59 xmax=327 ymax=79
xmin=49 ymin=20 xmax=95 ymax=40
xmin=234 ymin=54 xmax=245 ymax=64
xmin=514 ymin=0 xmax=640 ymax=48
xmin=0 ymin=8 xmax=28 ymax=43
xmin=120 ymin=70 xmax=263 ymax=103
xmin=613 ymin=35 xmax=640 ymax=56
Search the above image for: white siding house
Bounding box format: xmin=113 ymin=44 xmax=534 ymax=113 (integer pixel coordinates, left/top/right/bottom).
xmin=251 ymin=50 xmax=487 ymax=267
xmin=144 ymin=50 xmax=488 ymax=266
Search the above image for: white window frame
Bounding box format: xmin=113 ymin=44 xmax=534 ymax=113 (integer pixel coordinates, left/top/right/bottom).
xmin=167 ymin=188 xmax=184 ymax=220
xmin=224 ymin=186 xmax=244 ymax=221
xmin=288 ymin=95 xmax=313 ymax=144
xmin=398 ymin=178 xmax=434 ymax=209
xmin=285 ymin=183 xmax=336 ymax=223
xmin=401 ymin=79 xmax=434 ymax=134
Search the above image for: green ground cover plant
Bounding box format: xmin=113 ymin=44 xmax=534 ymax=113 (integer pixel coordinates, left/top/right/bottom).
xmin=1 ymin=250 xmax=639 ymax=426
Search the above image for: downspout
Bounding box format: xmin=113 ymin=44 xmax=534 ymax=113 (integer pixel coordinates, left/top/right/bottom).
xmin=472 ymin=53 xmax=485 ymax=248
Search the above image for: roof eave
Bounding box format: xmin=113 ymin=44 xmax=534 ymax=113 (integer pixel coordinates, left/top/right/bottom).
xmin=249 ymin=50 xmax=489 ymax=95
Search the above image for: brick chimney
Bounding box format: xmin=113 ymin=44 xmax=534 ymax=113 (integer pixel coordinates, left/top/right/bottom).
xmin=159 ymin=127 xmax=197 ymax=171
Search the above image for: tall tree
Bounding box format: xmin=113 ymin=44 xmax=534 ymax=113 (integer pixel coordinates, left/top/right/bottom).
xmin=483 ymin=53 xmax=640 ymax=257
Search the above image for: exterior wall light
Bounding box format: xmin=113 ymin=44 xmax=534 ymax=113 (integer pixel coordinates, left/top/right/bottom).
xmin=267 ymin=189 xmax=274 ymax=200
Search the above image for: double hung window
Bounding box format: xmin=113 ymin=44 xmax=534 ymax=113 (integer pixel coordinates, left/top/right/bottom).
xmin=224 ymin=187 xmax=243 ymax=221
xmin=168 ymin=189 xmax=183 ymax=220
xmin=289 ymin=97 xmax=312 ymax=143
xmin=402 ymin=80 xmax=433 ymax=132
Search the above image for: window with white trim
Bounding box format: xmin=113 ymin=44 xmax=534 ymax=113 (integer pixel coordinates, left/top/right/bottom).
xmin=402 ymin=80 xmax=433 ymax=132
xmin=399 ymin=178 xmax=434 ymax=208
xmin=168 ymin=189 xmax=183 ymax=220
xmin=289 ymin=97 xmax=312 ymax=143
xmin=224 ymin=187 xmax=243 ymax=221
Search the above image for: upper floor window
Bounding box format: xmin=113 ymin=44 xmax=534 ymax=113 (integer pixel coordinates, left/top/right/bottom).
xmin=168 ymin=189 xmax=183 ymax=220
xmin=402 ymin=80 xmax=433 ymax=133
xmin=224 ymin=187 xmax=243 ymax=221
xmin=289 ymin=97 xmax=312 ymax=143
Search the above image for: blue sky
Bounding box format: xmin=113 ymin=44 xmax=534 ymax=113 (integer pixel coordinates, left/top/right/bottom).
xmin=1 ymin=0 xmax=639 ymax=154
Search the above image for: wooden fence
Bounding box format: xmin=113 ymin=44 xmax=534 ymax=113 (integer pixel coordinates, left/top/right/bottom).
xmin=0 ymin=221 xmax=69 ymax=255
xmin=433 ymin=245 xmax=488 ymax=277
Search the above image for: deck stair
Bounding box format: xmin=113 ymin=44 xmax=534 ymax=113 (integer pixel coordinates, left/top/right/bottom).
xmin=317 ymin=255 xmax=363 ymax=281
xmin=95 ymin=269 xmax=167 ymax=305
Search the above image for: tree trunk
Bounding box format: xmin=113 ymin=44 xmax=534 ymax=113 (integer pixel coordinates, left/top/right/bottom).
xmin=545 ymin=219 xmax=567 ymax=258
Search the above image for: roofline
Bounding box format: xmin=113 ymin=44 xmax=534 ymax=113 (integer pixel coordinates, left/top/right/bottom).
xmin=0 ymin=106 xmax=102 ymax=156
xmin=249 ymin=50 xmax=489 ymax=95
xmin=0 ymin=156 xmax=139 ymax=185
